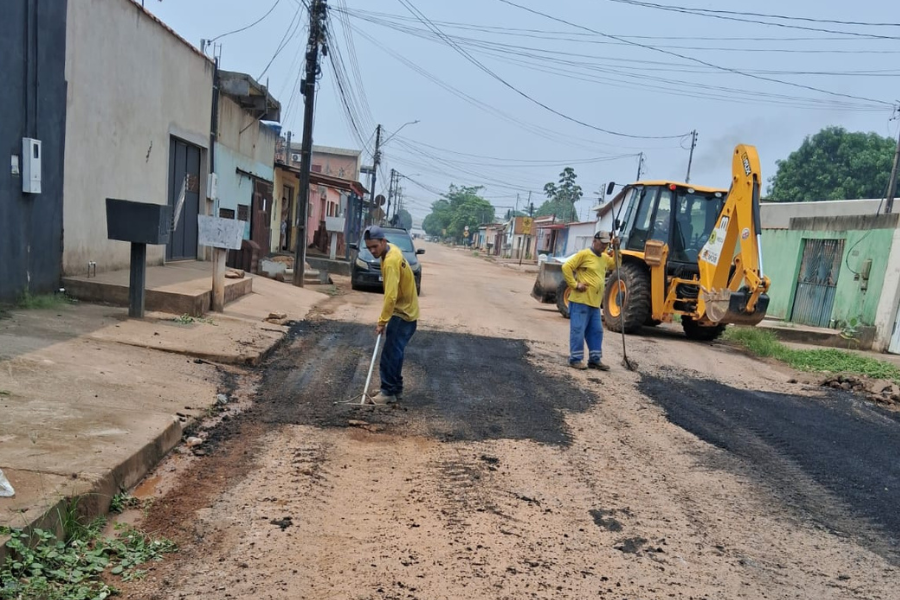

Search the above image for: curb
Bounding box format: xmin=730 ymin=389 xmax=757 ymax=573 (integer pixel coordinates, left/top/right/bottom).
xmin=0 ymin=416 xmax=183 ymax=567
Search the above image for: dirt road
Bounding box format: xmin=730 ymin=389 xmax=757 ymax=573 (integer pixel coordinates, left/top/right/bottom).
xmin=120 ymin=242 xmax=899 ymax=599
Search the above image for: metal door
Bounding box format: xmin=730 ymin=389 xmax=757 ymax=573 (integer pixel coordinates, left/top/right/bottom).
xmin=166 ymin=138 xmax=201 ymax=261
xmin=251 ymin=179 xmax=273 ymax=252
xmin=790 ymin=238 xmax=844 ymax=328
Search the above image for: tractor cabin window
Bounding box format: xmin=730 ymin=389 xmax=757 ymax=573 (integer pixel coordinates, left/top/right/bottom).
xmin=671 ymin=190 xmax=727 ymax=263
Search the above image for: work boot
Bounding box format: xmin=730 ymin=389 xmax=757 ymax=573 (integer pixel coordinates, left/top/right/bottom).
xmin=369 ymin=391 xmax=398 ymax=405
xmin=588 ymin=361 xmax=610 ymax=372
xmin=569 ymin=361 xmax=588 ymax=371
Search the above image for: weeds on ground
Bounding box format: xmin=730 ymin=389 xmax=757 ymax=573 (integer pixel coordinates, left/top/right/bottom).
xmin=723 ymin=327 xmax=900 ymax=382
xmin=0 ymin=502 xmax=176 ymax=599
xmin=172 ymin=314 xmax=217 ymax=326
xmin=16 ymin=292 xmax=75 ymax=311
xmin=108 ymin=493 xmax=141 ymax=515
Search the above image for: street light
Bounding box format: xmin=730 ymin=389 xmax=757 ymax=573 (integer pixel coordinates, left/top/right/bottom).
xmin=381 ymin=120 xmax=420 ymax=146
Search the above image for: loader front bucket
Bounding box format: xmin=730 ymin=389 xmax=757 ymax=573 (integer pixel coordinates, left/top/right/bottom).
xmin=704 ymin=289 xmax=770 ymax=326
xmin=531 ymin=261 xmax=564 ymax=303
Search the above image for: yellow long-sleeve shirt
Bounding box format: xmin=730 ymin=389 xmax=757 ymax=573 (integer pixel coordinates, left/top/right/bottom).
xmin=561 ymin=248 xmax=615 ymax=309
xmin=379 ymin=244 xmax=420 ymax=326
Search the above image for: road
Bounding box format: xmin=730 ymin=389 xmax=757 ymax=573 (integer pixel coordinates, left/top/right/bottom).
xmin=120 ymin=242 xmax=899 ymax=600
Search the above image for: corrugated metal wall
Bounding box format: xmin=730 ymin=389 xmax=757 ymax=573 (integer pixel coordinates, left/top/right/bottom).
xmin=0 ymin=1 xmax=67 ymax=303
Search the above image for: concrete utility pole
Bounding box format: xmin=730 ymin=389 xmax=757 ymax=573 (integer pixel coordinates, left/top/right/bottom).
xmin=636 ymin=152 xmax=644 ymax=180
xmin=685 ymin=130 xmax=698 ymax=183
xmin=386 ymin=168 xmax=396 ymax=224
xmin=285 ymin=131 xmax=292 ymax=167
xmin=886 ymin=113 xmax=900 ymax=214
xmin=292 ymin=0 xmax=327 ymax=287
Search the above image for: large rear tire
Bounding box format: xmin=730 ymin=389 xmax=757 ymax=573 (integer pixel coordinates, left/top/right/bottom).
xmin=682 ymin=317 xmax=726 ymax=341
xmin=556 ymin=280 xmax=571 ymax=319
xmin=602 ymin=262 xmax=651 ymax=333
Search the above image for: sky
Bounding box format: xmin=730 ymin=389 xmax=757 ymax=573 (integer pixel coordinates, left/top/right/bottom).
xmin=146 ymin=0 xmax=900 ymax=222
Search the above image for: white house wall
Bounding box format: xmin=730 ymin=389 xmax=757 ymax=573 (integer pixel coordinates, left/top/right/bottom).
xmin=63 ymin=0 xmax=213 ymax=274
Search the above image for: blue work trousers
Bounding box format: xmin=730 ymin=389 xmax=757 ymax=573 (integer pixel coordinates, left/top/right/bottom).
xmin=380 ymin=316 xmax=418 ymax=396
xmin=569 ymin=301 xmax=603 ymax=365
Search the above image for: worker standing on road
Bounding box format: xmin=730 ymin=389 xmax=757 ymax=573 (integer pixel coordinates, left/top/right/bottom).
xmin=364 ymin=225 xmax=420 ymax=404
xmin=561 ymin=231 xmax=615 ymax=371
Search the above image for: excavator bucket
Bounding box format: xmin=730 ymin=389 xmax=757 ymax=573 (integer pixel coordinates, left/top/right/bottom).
xmin=704 ymin=288 xmax=770 ymax=326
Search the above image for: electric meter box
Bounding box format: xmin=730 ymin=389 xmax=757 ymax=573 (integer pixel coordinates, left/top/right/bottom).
xmin=22 ymin=138 xmax=41 ymax=194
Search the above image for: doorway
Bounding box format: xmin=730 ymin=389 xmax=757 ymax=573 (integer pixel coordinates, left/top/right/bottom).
xmin=167 ymin=138 xmax=201 ymax=261
xmin=790 ymin=238 xmax=844 ymax=328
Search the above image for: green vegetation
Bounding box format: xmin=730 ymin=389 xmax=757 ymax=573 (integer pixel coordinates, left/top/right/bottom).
xmin=422 ymin=185 xmax=495 ymax=241
xmin=723 ymin=327 xmax=900 ymax=381
xmin=16 ymin=292 xmax=75 ymax=311
xmin=172 ymin=314 xmax=216 ymax=326
xmin=768 ymin=126 xmax=897 ymax=202
xmin=0 ymin=508 xmax=176 ymax=600
xmin=108 ymin=493 xmax=141 ymax=515
xmin=538 ymin=167 xmax=583 ymax=223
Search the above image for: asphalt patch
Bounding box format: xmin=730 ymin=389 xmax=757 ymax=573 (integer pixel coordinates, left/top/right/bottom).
xmin=258 ymin=320 xmax=597 ymax=446
xmin=640 ymin=370 xmax=900 ymax=562
xmin=589 ymin=509 xmax=624 ymax=532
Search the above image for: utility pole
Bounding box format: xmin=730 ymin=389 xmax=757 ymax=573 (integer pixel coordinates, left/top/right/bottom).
xmin=370 ymin=125 xmax=382 ymax=201
xmin=636 ymin=152 xmax=644 ymax=181
xmin=386 ymin=169 xmax=397 ymax=224
xmin=520 ymin=192 xmax=533 ymax=266
xmin=685 ymin=129 xmax=698 ymax=183
xmin=285 ymin=131 xmax=292 ymax=167
xmin=886 ymin=113 xmax=900 ymax=213
xmin=292 ymin=0 xmax=327 ymax=287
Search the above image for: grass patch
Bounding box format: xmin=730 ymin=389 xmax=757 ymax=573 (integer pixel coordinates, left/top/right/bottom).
xmin=723 ymin=327 xmax=900 ymax=381
xmin=0 ymin=500 xmax=176 ymax=599
xmin=172 ymin=314 xmax=217 ymax=326
xmin=16 ymin=292 xmax=75 ymax=311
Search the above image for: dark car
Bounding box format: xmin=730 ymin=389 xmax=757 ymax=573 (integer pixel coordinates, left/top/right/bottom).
xmin=350 ymin=227 xmax=425 ymax=294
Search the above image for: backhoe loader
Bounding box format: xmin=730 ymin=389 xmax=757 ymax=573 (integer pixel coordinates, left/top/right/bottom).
xmin=602 ymin=144 xmax=771 ymax=341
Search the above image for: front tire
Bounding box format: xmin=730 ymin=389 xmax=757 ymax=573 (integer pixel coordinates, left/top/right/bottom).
xmin=602 ymin=262 xmax=651 ymax=334
xmin=556 ymin=280 xmax=571 ymax=319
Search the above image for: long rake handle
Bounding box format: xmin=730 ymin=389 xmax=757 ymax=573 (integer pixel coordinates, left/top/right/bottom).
xmin=613 ymin=241 xmax=634 ymax=370
xmin=360 ymin=333 xmax=382 ymax=405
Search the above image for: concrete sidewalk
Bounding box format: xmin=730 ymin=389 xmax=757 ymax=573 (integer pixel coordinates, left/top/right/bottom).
xmin=0 ymin=275 xmax=326 ymax=557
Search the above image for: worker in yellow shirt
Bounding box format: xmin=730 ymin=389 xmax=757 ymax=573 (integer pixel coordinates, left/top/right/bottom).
xmin=364 ymin=226 xmax=420 ymax=404
xmin=561 ymin=231 xmax=616 ymax=371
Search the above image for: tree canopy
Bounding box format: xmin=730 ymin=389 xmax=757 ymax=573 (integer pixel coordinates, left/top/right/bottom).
xmin=537 ymin=167 xmax=583 ymax=222
xmin=393 ymin=208 xmax=413 ymax=230
xmin=767 ymin=126 xmax=897 ymax=202
xmin=422 ymin=185 xmax=495 ymax=241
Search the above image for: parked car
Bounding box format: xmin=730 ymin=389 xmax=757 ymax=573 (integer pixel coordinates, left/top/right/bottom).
xmin=350 ymin=227 xmax=424 ymax=294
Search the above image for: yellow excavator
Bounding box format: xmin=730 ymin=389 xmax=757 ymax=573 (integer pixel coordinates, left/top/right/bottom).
xmin=602 ymin=144 xmax=771 ymax=341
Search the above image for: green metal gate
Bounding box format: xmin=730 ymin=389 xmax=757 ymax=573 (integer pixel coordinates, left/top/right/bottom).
xmin=790 ymin=238 xmax=844 ymax=328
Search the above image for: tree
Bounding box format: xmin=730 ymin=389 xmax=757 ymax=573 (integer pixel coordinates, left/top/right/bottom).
xmin=768 ymin=126 xmax=897 ymax=202
xmin=539 ymin=167 xmax=583 ymax=222
xmin=422 ymin=185 xmax=494 ymax=241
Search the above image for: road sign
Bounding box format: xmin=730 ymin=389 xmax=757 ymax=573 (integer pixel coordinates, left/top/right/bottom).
xmin=522 ymin=217 xmax=533 ymax=235
xmin=464 ymin=230 xmax=470 ymax=237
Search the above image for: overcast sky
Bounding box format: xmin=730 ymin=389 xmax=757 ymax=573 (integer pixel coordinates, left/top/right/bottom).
xmin=148 ymin=0 xmax=900 ymax=222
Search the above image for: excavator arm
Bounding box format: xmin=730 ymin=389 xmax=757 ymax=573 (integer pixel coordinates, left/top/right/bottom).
xmin=697 ymin=144 xmax=771 ymax=325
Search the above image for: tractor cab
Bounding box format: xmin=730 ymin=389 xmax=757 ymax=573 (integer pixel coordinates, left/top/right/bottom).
xmin=617 ymin=181 xmax=728 ymax=273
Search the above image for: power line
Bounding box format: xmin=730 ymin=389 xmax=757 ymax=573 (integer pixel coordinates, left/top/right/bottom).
xmin=609 ymin=1 xmax=900 ymax=28
xmin=497 ymin=0 xmax=895 ymax=109
xmin=207 ymin=0 xmax=282 ymax=44
xmin=606 ymin=0 xmax=900 ymax=40
xmin=397 ymin=0 xmax=692 ymax=140
xmin=257 ymin=2 xmax=306 ymax=81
